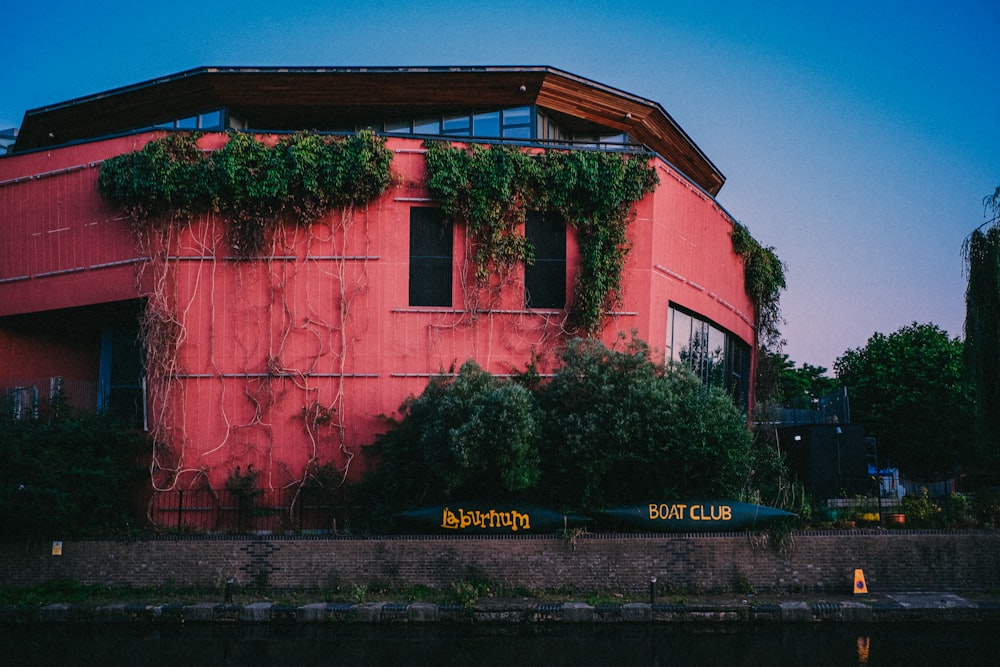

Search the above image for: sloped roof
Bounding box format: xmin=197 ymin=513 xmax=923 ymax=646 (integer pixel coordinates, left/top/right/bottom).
xmin=13 ymin=66 xmax=724 ymax=195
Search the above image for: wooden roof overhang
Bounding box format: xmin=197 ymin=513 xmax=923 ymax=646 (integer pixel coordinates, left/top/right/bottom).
xmin=12 ymin=66 xmax=724 ymax=195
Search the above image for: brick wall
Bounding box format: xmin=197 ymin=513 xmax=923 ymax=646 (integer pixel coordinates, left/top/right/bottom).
xmin=2 ymin=531 xmax=998 ymax=595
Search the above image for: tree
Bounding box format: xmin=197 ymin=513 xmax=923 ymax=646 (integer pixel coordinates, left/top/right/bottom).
xmin=770 ymin=353 xmax=840 ymax=409
xmin=963 ymin=187 xmax=1000 ymax=462
xmin=534 ymin=336 xmax=753 ymax=512
xmin=834 ymin=322 xmax=975 ymax=478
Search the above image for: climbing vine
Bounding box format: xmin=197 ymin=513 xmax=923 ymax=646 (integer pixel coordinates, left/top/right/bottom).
xmin=730 ymin=221 xmax=785 ymax=351
xmin=423 ymin=142 xmax=658 ymax=333
xmin=96 ymin=130 xmax=393 ymax=500
xmin=98 ymin=129 xmax=393 ymax=257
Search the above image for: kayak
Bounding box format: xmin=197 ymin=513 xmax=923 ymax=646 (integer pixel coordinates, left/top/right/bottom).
xmin=597 ymin=500 xmax=796 ymax=532
xmin=400 ymin=503 xmax=591 ymax=534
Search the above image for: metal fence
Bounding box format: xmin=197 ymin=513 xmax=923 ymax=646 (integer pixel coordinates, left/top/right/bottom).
xmin=148 ymin=487 xmax=344 ymax=534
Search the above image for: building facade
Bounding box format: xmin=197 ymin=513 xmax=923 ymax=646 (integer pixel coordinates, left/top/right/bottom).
xmin=0 ymin=67 xmax=757 ymax=500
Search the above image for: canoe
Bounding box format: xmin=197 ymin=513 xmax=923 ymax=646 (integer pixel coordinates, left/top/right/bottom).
xmin=399 ymin=503 xmax=590 ymax=534
xmin=597 ymin=500 xmax=796 ymax=532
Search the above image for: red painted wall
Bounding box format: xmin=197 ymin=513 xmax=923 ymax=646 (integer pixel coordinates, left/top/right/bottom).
xmin=0 ymin=133 xmax=755 ymax=493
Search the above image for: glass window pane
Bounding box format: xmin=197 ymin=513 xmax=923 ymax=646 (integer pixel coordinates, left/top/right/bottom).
xmin=524 ymin=212 xmax=566 ymax=309
xmin=176 ymin=116 xmax=198 ymax=129
xmin=503 ymin=126 xmax=531 ymax=139
xmin=502 ymin=106 xmax=531 ymax=124
xmin=473 ymin=111 xmax=500 ymax=138
xmin=442 ymin=114 xmax=471 ymax=134
xmin=409 ymin=208 xmax=452 ymax=307
xmin=671 ymin=310 xmax=692 ymax=362
xmin=199 ymin=110 xmax=223 ymax=129
xmin=413 ymin=118 xmax=440 ymax=134
xmin=386 ymin=119 xmax=411 ymax=134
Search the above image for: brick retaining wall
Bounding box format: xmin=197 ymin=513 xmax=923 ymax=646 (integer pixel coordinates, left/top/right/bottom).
xmin=2 ymin=530 xmax=998 ymax=595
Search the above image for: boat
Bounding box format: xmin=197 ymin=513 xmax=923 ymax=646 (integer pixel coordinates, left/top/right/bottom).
xmin=399 ymin=503 xmax=591 ymax=534
xmin=597 ymin=500 xmax=796 ymax=532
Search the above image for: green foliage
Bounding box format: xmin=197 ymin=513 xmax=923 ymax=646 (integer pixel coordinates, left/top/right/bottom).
xmin=0 ymin=412 xmax=148 ymax=540
xmin=974 ymin=487 xmax=1000 ymax=527
xmin=834 ymin=322 xmax=975 ymax=478
xmin=354 ymin=336 xmax=757 ymax=530
xmin=731 ymin=221 xmax=786 ymax=352
xmin=538 ymin=150 xmax=659 ymax=333
xmin=96 ymin=132 xmax=212 ymax=223
xmin=224 ymin=464 xmax=263 ymax=499
xmin=901 ymin=487 xmax=945 ymax=528
xmin=769 ymin=353 xmax=840 ymax=409
xmin=963 ymin=187 xmax=1000 ymax=460
xmin=97 ymin=130 xmax=394 ymax=257
xmin=424 ymin=142 xmax=537 ymax=281
xmin=535 ymin=336 xmax=753 ymax=511
xmin=423 ymin=142 xmax=658 ymax=333
xmin=357 ymin=361 xmax=542 ymax=519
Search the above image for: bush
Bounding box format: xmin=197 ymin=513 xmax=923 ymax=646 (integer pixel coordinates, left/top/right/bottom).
xmin=353 ymin=336 xmax=756 ymax=529
xmin=0 ymin=412 xmax=148 ymax=539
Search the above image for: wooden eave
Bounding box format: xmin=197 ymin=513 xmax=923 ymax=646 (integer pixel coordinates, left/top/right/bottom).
xmin=12 ymin=66 xmax=724 ymax=195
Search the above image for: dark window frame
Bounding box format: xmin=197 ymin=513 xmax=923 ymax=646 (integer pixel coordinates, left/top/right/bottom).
xmin=524 ymin=211 xmax=566 ymax=309
xmin=408 ymin=207 xmax=453 ymax=307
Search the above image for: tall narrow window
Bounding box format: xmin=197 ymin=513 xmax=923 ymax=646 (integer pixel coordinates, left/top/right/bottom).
xmin=524 ymin=211 xmax=566 ymax=309
xmin=409 ymin=208 xmax=452 ymax=307
xmin=667 ymin=304 xmax=750 ymax=412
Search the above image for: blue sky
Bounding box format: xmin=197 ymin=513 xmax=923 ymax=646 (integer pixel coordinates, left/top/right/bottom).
xmin=2 ymin=0 xmax=997 ymax=371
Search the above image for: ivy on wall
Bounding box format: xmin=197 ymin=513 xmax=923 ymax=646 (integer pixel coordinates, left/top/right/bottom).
xmin=423 ymin=142 xmax=659 ymax=334
xmin=730 ymin=221 xmax=785 ymax=351
xmin=97 ymin=130 xmax=394 ymax=256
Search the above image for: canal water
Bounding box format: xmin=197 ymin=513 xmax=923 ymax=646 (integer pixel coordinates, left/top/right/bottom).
xmin=3 ymin=622 xmax=996 ymax=666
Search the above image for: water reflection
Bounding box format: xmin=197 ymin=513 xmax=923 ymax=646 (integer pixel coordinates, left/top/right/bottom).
xmin=3 ymin=622 xmax=995 ymax=667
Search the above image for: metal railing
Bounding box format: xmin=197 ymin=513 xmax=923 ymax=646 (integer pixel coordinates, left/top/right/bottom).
xmin=148 ymin=487 xmax=344 ymax=534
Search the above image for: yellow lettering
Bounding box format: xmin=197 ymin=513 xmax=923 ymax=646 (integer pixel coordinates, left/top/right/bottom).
xmin=721 ymin=506 xmax=731 ymax=521
xmin=442 ymin=508 xmax=459 ymax=530
xmin=691 ymin=505 xmax=703 ymax=520
xmin=441 ymin=507 xmax=535 ymax=532
xmin=651 ymin=504 xmax=692 ymax=521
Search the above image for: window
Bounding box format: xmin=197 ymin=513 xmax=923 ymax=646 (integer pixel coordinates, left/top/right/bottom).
xmin=667 ymin=304 xmax=750 ymax=412
xmin=524 ymin=211 xmax=566 ymax=309
xmin=409 ymin=208 xmax=452 ymax=307
xmin=442 ymin=114 xmax=471 ymax=135
xmin=473 ymin=111 xmax=500 ymax=138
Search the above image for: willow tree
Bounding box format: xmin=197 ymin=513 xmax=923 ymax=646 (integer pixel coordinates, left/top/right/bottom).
xmin=963 ymin=187 xmax=1000 ymax=462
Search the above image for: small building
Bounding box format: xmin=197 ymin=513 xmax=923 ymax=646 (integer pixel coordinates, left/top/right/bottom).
xmin=1 ymin=67 xmax=760 ymax=509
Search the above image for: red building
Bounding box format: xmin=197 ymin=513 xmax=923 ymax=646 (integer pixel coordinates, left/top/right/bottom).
xmin=1 ymin=67 xmax=756 ymax=504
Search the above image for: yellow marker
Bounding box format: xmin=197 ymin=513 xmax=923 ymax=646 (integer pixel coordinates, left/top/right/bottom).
xmin=853 ymin=568 xmax=868 ymax=595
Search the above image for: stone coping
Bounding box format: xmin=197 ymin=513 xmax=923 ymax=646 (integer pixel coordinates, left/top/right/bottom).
xmin=6 ymin=593 xmax=1000 ymax=625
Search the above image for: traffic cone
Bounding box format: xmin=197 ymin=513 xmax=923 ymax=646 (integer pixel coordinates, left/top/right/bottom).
xmin=853 ymin=568 xmax=869 ymax=595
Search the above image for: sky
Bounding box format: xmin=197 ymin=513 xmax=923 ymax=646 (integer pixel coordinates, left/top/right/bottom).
xmin=2 ymin=0 xmax=997 ymax=372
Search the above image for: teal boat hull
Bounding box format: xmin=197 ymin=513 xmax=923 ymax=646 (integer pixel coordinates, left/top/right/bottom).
xmin=400 ymin=503 xmax=590 ymax=534
xmin=597 ymin=500 xmax=796 ymax=532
